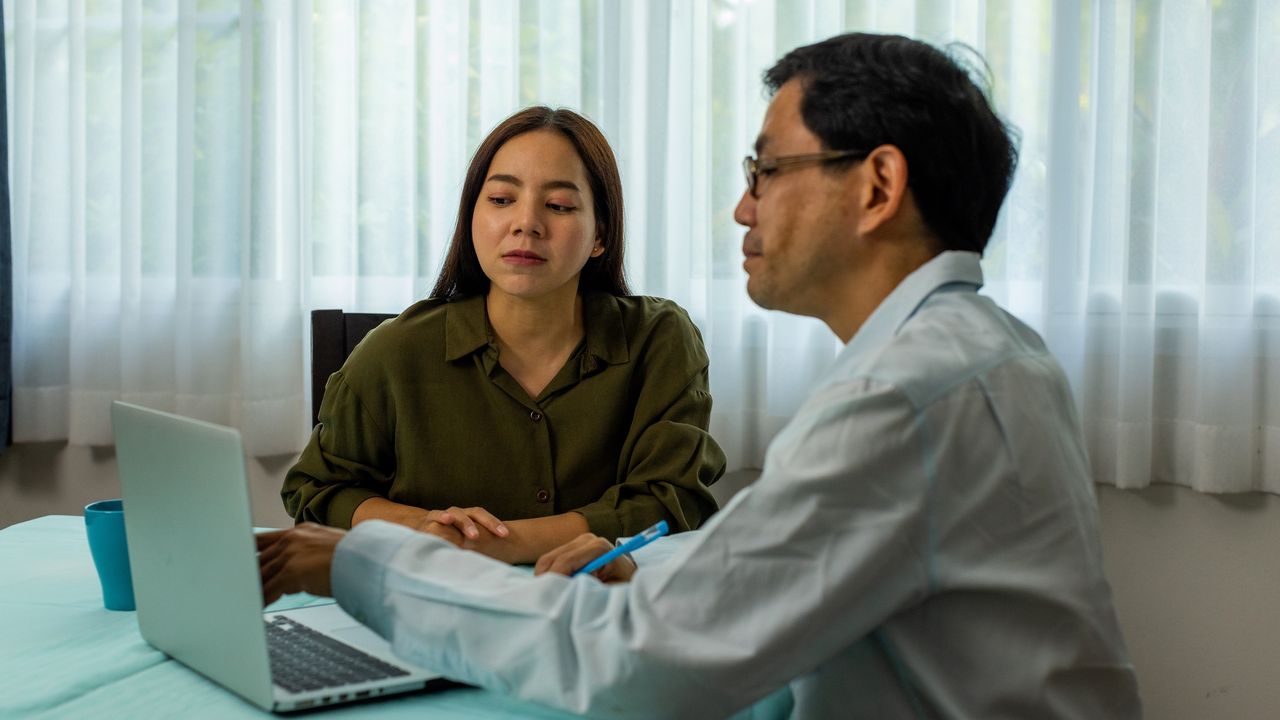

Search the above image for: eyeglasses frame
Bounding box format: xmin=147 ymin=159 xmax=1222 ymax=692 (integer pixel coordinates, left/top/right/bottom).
xmin=741 ymin=149 xmax=869 ymax=198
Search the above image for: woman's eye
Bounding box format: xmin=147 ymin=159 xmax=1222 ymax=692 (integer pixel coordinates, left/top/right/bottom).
xmin=547 ymin=203 xmax=576 ymax=213
xmin=488 ymin=196 xmax=513 ymax=207
xmin=758 ymin=167 xmax=778 ymax=177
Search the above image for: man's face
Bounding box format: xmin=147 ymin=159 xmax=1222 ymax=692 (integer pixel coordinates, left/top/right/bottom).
xmin=734 ymin=80 xmax=860 ymax=318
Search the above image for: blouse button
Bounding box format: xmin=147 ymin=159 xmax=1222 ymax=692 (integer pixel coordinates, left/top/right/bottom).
xmin=536 ymin=489 xmax=551 ymax=503
xmin=530 ymin=410 xmax=543 ymax=421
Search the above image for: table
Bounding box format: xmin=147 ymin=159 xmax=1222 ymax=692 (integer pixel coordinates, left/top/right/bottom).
xmin=0 ymin=516 xmax=595 ymax=719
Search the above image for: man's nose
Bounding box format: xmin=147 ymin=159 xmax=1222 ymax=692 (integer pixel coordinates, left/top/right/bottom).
xmin=733 ymin=188 xmax=756 ymax=227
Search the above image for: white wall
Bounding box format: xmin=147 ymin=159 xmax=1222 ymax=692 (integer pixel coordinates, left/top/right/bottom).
xmin=0 ymin=442 xmax=294 ymax=530
xmin=3 ymin=450 xmax=1278 ymax=719
xmin=1096 ymin=484 xmax=1280 ymax=720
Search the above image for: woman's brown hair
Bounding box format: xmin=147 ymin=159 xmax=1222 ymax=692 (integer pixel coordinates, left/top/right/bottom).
xmin=430 ymin=106 xmax=629 ymax=299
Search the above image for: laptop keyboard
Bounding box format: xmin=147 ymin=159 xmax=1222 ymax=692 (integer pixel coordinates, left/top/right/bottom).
xmin=266 ymin=616 xmax=411 ymax=694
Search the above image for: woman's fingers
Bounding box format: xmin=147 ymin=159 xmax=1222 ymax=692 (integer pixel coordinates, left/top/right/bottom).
xmin=463 ymin=507 xmax=509 ymax=537
xmin=433 ymin=506 xmax=508 ymax=540
xmin=421 ymin=521 xmax=465 ymax=546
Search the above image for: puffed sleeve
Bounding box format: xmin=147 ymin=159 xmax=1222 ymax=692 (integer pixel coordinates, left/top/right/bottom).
xmin=572 ymin=305 xmax=725 ymax=539
xmin=281 ymin=370 xmax=395 ymax=528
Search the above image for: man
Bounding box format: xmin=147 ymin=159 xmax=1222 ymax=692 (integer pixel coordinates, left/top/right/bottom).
xmin=259 ymin=33 xmax=1141 ymax=718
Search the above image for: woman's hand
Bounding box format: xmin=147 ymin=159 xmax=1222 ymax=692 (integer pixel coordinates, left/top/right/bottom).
xmin=354 ymin=497 xmax=508 ymax=543
xmin=414 ymin=506 xmax=510 ymax=548
xmin=533 ymin=532 xmax=637 ymax=583
xmin=352 ymin=497 xmax=591 ymax=565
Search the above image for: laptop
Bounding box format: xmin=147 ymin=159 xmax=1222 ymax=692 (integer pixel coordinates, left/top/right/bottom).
xmin=111 ymin=401 xmax=446 ymax=712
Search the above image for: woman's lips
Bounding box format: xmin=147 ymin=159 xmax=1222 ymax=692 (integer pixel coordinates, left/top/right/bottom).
xmin=502 ymin=250 xmax=546 ymax=266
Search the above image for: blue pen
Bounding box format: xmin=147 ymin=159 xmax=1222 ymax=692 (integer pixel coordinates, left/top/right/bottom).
xmin=573 ymin=520 xmax=669 ymax=576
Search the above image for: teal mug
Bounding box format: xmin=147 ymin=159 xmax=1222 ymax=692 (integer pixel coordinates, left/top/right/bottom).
xmin=85 ymin=500 xmax=136 ymax=611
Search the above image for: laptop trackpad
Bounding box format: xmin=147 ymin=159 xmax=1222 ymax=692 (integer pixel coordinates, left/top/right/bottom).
xmin=330 ymin=624 xmax=391 ymax=653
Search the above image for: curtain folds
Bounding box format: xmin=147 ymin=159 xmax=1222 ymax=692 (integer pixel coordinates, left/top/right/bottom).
xmin=0 ymin=0 xmax=10 ymax=453
xmin=5 ymin=1 xmax=1278 ymax=492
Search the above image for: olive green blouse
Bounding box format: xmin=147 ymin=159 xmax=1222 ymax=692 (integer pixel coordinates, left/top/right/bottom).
xmin=282 ymin=292 xmax=725 ymax=540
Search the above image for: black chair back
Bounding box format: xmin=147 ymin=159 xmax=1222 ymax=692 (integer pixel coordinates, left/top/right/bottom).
xmin=310 ymin=310 xmax=396 ymax=427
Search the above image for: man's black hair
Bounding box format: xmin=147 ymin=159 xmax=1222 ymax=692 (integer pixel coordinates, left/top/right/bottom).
xmin=764 ymin=33 xmax=1019 ymax=254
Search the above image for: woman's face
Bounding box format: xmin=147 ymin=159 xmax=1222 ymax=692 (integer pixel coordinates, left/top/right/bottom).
xmin=472 ymin=130 xmax=603 ymax=303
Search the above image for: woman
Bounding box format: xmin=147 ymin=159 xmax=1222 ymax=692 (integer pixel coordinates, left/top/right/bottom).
xmin=282 ymin=107 xmax=725 ymax=564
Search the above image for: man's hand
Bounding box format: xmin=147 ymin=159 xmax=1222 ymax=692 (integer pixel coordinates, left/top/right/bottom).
xmin=534 ymin=533 xmax=637 ymax=583
xmin=256 ymin=523 xmax=346 ymax=606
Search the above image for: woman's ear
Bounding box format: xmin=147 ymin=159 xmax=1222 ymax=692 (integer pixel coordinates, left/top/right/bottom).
xmin=591 ymin=228 xmax=605 ymax=257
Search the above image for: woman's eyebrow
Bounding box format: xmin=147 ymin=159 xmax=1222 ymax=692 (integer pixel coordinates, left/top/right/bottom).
xmin=485 ymin=174 xmax=581 ymax=193
xmin=541 ymin=179 xmax=581 ymax=193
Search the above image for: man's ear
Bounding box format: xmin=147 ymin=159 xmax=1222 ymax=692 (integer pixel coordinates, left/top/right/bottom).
xmin=855 ymin=145 xmax=909 ymax=237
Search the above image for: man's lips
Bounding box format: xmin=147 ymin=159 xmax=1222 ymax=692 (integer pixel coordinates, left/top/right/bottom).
xmin=742 ymin=240 xmax=762 ymax=272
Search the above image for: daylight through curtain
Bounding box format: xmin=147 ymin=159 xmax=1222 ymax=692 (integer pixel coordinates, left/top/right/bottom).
xmin=6 ymin=1 xmax=1278 ymax=492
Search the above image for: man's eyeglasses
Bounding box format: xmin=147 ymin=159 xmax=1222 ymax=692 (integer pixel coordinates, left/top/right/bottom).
xmin=741 ymin=149 xmax=868 ymax=198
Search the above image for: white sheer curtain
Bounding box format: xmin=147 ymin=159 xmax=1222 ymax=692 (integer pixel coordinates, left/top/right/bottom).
xmin=6 ymin=1 xmax=1279 ymax=492
xmin=6 ymin=0 xmax=303 ymax=455
xmin=979 ymin=0 xmax=1280 ymax=493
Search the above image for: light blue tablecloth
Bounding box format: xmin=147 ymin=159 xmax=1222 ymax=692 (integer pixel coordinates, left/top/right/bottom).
xmin=0 ymin=516 xmax=592 ymax=718
xmin=0 ymin=516 xmax=793 ymax=719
